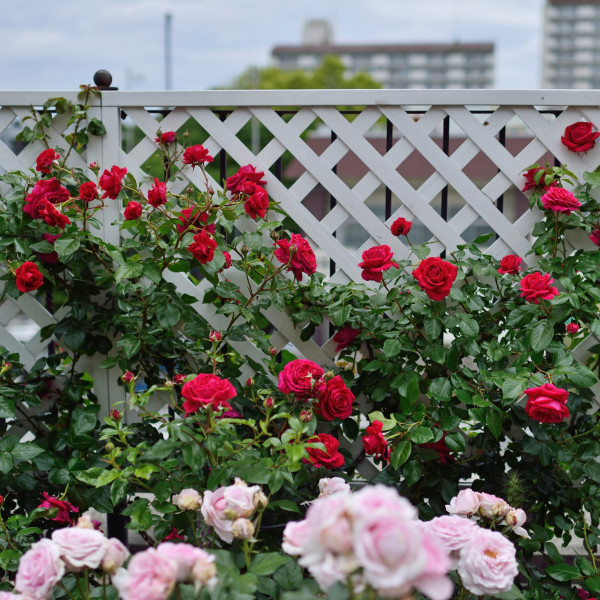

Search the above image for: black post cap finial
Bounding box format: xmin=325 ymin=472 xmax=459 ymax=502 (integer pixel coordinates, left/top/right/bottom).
xmin=93 ymin=70 xmax=117 ymax=90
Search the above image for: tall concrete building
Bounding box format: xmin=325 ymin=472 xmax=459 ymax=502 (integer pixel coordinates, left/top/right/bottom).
xmin=271 ymin=20 xmax=495 ymax=89
xmin=542 ymin=0 xmax=600 ymax=88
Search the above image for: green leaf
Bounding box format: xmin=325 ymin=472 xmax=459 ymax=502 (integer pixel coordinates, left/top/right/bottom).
xmin=331 ymin=305 xmax=350 ymax=327
xmin=406 ymin=376 xmax=419 ymax=406
xmin=143 ymin=440 xmax=176 ymax=461
xmin=545 ymin=562 xmax=581 ymax=582
xmin=486 ymin=411 xmax=503 ymax=439
xmin=12 ymin=443 xmax=44 ymax=461
xmin=444 ymin=431 xmax=465 ymax=453
xmin=565 ymin=362 xmax=598 ymax=388
xmin=71 ymin=406 xmax=98 ymax=436
xmin=54 ymin=237 xmax=80 ymax=260
xmin=424 ymin=319 xmax=442 ymax=340
xmin=502 ymin=377 xmax=527 ymax=400
xmin=110 ymin=479 xmax=128 ymax=506
xmin=115 ymin=263 xmax=144 ymax=283
xmin=77 ymin=467 xmax=119 ymax=488
xmin=459 ymin=318 xmax=479 ymax=338
xmin=507 ymin=305 xmax=538 ymax=327
xmin=0 ymin=452 xmax=14 ymax=473
xmin=156 ymin=303 xmax=181 ymax=328
xmin=429 ymin=378 xmax=452 ymax=403
xmin=182 ymin=444 xmax=205 ymax=471
xmin=411 ymin=427 xmax=434 ymax=444
xmin=383 ymin=338 xmax=402 ymax=358
xmin=529 ymin=321 xmax=554 ymax=352
xmin=0 ymin=398 xmax=15 ymax=419
xmin=402 ymin=460 xmax=423 ymax=486
xmin=390 ymin=441 xmax=411 ymax=469
xmin=250 ymin=553 xmax=291 ymax=576
xmin=585 ymin=576 xmax=600 ymax=593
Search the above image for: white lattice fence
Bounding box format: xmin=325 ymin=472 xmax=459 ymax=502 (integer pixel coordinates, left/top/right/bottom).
xmin=0 ymin=90 xmax=598 ymax=451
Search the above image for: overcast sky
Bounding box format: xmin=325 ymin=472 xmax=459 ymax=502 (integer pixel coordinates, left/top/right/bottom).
xmin=1 ymin=0 xmax=546 ymax=92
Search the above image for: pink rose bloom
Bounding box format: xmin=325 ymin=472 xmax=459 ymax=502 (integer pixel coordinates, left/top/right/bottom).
xmin=15 ymin=539 xmax=65 ymax=600
xmin=421 ymin=515 xmax=476 ymax=563
xmin=351 ymin=484 xmax=417 ymax=522
xmin=540 ymin=187 xmax=581 ymax=214
xmin=318 ymin=477 xmax=351 ymax=497
xmin=191 ymin=553 xmax=218 ymax=589
xmin=445 ymin=488 xmax=480 ymax=516
xmin=282 ymin=519 xmax=312 ymax=556
xmin=305 ymin=552 xmax=351 ymax=592
xmin=223 ymin=480 xmax=260 ymax=518
xmin=112 ymin=548 xmax=177 ymax=600
xmin=51 ymin=526 xmax=108 ymax=571
xmin=476 ymin=492 xmax=510 ymax=519
xmin=0 ymin=593 xmax=25 ymax=600
xmin=173 ymin=488 xmax=202 ymax=511
xmin=457 ymin=529 xmax=518 ymax=596
xmin=505 ymin=508 xmax=529 ymax=538
xmin=156 ymin=542 xmax=211 ymax=581
xmin=201 ymin=487 xmax=234 ymax=543
xmin=102 ymin=538 xmax=130 ymax=574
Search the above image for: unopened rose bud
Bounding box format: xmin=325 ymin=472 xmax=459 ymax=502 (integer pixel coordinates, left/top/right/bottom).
xmin=300 ymin=409 xmax=312 ymax=422
xmin=566 ymin=322 xmax=580 ymax=334
xmin=187 ymin=187 xmax=195 ymax=195
xmin=264 ymin=396 xmax=274 ymax=409
xmin=208 ymin=187 xmax=214 ymax=195
xmin=232 ymin=518 xmax=255 ymax=539
xmin=183 ymin=131 xmax=190 ymax=138
xmin=268 ymin=347 xmax=277 ymax=357
xmin=88 ymin=162 xmax=100 ymax=173
xmin=253 ymin=490 xmax=268 ymax=510
xmin=241 ymin=245 xmax=249 ymax=255
xmin=173 ymin=488 xmax=202 ymax=511
xmin=0 ymin=495 xmax=4 ymax=507
xmin=110 ymin=409 xmax=122 ymax=421
xmin=173 ymin=373 xmax=185 ymax=385
xmin=122 ymin=371 xmax=134 ymax=384
xmin=270 ymin=231 xmax=280 ymax=241
xmin=224 ymin=508 xmax=239 ymax=520
xmin=209 ymin=331 xmax=222 ymax=342
xmin=105 ymin=441 xmax=115 ymax=451
xmin=76 ymin=513 xmax=95 ymax=529
xmin=323 ymin=371 xmax=335 ymax=382
xmin=246 ymin=378 xmax=254 ymax=387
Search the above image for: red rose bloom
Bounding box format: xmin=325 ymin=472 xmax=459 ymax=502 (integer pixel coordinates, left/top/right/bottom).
xmin=314 ymin=375 xmax=355 ymax=421
xmin=222 ymin=251 xmax=232 ymax=269
xmin=182 ymin=145 xmax=213 ymax=167
xmin=37 ymin=233 xmax=61 ymax=265
xmin=333 ymin=325 xmax=360 ymax=352
xmin=561 ymin=121 xmax=600 ymax=153
xmin=519 ymin=272 xmax=559 ymax=304
xmin=147 ymin=178 xmax=167 ymax=208
xmin=15 ymin=261 xmax=44 ymax=293
xmin=521 ymin=167 xmax=557 ymax=192
xmin=523 ymin=383 xmax=569 ymax=424
xmin=177 ymin=206 xmax=215 ymax=235
xmin=240 ymin=182 xmax=269 ymax=219
xmin=305 ymin=433 xmax=345 ymax=469
xmin=358 ymin=245 xmax=399 ymax=282
xmin=278 ymin=359 xmax=325 ymax=398
xmin=41 ymin=202 xmax=70 ymax=229
xmin=24 ymin=178 xmax=69 ymax=218
xmin=412 ymin=257 xmax=458 ymax=300
xmin=78 ymin=181 xmax=98 ymax=204
xmin=391 ymin=217 xmax=412 ymax=236
xmin=155 ymin=131 xmax=177 ymax=144
xmin=590 ymin=228 xmax=600 ymax=246
xmin=226 ymin=165 xmax=267 ymax=196
xmin=498 ymin=255 xmax=523 ymax=275
xmin=540 ymin=187 xmax=581 ymax=214
xmin=99 ymin=165 xmax=127 ymax=200
xmin=566 ymin=323 xmax=579 ymax=334
xmin=362 ymin=421 xmax=390 ymax=460
xmin=189 ymin=230 xmax=217 ymax=264
xmin=274 ymin=233 xmax=317 ymax=281
xmin=124 ymin=201 xmax=143 ymax=220
xmin=163 ymin=527 xmax=185 ymax=541
xmin=36 ymin=148 xmax=60 ymax=174
xmin=421 ymin=432 xmax=456 ymax=464
xmin=38 ymin=492 xmax=79 ymax=524
xmin=181 ymin=373 xmax=236 ymax=415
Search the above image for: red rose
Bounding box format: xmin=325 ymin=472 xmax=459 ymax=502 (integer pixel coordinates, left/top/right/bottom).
xmin=590 ymin=229 xmax=600 ymax=246
xmin=15 ymin=261 xmax=44 ymax=293
xmin=110 ymin=409 xmax=122 ymax=421
xmin=124 ymin=201 xmax=143 ymax=220
xmin=122 ymin=371 xmax=134 ymax=383
xmin=519 ymin=272 xmax=559 ymax=304
xmin=305 ymin=433 xmax=345 ymax=469
xmin=41 ymin=202 xmax=70 ymax=229
xmin=24 ymin=178 xmax=69 ymax=218
xmin=498 ymin=255 xmax=523 ymax=275
xmin=540 ymin=187 xmax=581 ymax=214
xmin=362 ymin=421 xmax=389 ymax=460
xmin=188 ymin=230 xmax=217 ymax=264
xmin=222 ymin=251 xmax=232 ymax=269
xmin=314 ymin=375 xmax=355 ymax=421
xmin=181 ymin=373 xmax=236 ymax=415
xmin=37 ymin=233 xmax=61 ymax=265
xmin=177 ymin=206 xmax=215 ymax=235
xmin=566 ymin=323 xmax=579 ymax=334
xmin=274 ymin=233 xmax=317 ymax=281
xmin=332 ymin=325 xmax=360 ymax=352
xmin=358 ymin=245 xmax=399 ymax=282
xmin=561 ymin=121 xmax=600 ymax=153
xmin=391 ymin=217 xmax=412 ymax=236
xmin=278 ymin=359 xmax=325 ymax=398
xmin=521 ymin=167 xmax=557 ymax=192
xmin=420 ymin=432 xmax=456 ymax=464
xmin=239 ymin=182 xmax=269 ymax=219
xmin=226 ymin=165 xmax=267 ymax=196
xmin=162 ymin=527 xmax=185 ymax=541
xmin=147 ymin=178 xmax=167 ymax=208
xmin=78 ymin=181 xmax=98 ymax=204
xmin=38 ymin=492 xmax=79 ymax=524
xmin=155 ymin=131 xmax=177 ymax=144
xmin=182 ymin=145 xmax=213 ymax=167
xmin=36 ymin=148 xmax=60 ymax=174
xmin=99 ymin=165 xmax=127 ymax=199
xmin=412 ymin=257 xmax=458 ymax=300
xmin=523 ymin=383 xmax=569 ymax=424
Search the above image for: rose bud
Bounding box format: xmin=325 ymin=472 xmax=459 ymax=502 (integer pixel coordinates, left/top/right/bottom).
xmin=173 ymin=488 xmax=202 ymax=511
xmin=300 ymin=409 xmax=312 ymax=422
xmin=173 ymin=373 xmax=186 ymax=385
xmin=110 ymin=409 xmax=122 ymax=421
xmin=264 ymin=397 xmax=275 ymax=409
xmin=232 ymin=518 xmax=255 ymax=539
xmin=268 ymin=347 xmax=277 ymax=356
xmin=122 ymin=371 xmax=134 ymax=384
xmin=253 ymin=490 xmax=269 ymax=510
xmin=246 ymin=378 xmax=254 ymax=387
xmin=208 ymin=331 xmax=222 ymax=342
xmin=566 ymin=323 xmax=580 ymax=334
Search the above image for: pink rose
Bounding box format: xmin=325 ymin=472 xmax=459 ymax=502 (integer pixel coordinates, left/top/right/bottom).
xmin=191 ymin=553 xmax=218 ymax=589
xmin=99 ymin=165 xmax=127 ymax=200
xmin=445 ymin=488 xmax=480 ymax=516
xmin=37 ymin=492 xmax=79 ymax=523
xmin=519 ymin=272 xmax=559 ymax=304
xmin=498 ymin=255 xmax=523 ymax=275
xmin=282 ymin=519 xmax=312 ymax=555
xmin=155 ymin=131 xmax=177 ymax=144
xmin=278 ymin=359 xmax=325 ymax=398
xmin=358 ymin=245 xmax=399 ymax=282
xmin=51 ymin=526 xmax=108 ymax=571
xmin=476 ymin=492 xmax=509 ymax=519
xmin=561 ymin=121 xmax=600 ymax=153
xmin=156 ymin=542 xmax=211 ymax=581
xmin=223 ymin=480 xmax=261 ymax=518
xmin=112 ymin=548 xmax=177 ymax=600
xmin=505 ymin=508 xmax=529 ymax=538
xmin=351 ymin=484 xmax=417 ymax=522
xmin=318 ymin=477 xmax=351 ymax=497
xmin=540 ymin=187 xmax=581 ymax=214
xmin=457 ymin=529 xmax=518 ymax=596
xmin=201 ymin=487 xmax=234 ymax=543
xmin=173 ymin=488 xmax=202 ymax=511
xmin=274 ymin=233 xmax=317 ymax=281
xmin=101 ymin=538 xmax=130 ymax=574
xmin=523 ymin=383 xmax=569 ymax=424
xmin=421 ymin=516 xmax=476 ymax=566
xmin=15 ymin=539 xmax=65 ymax=600
xmin=181 ymin=373 xmax=236 ymax=416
